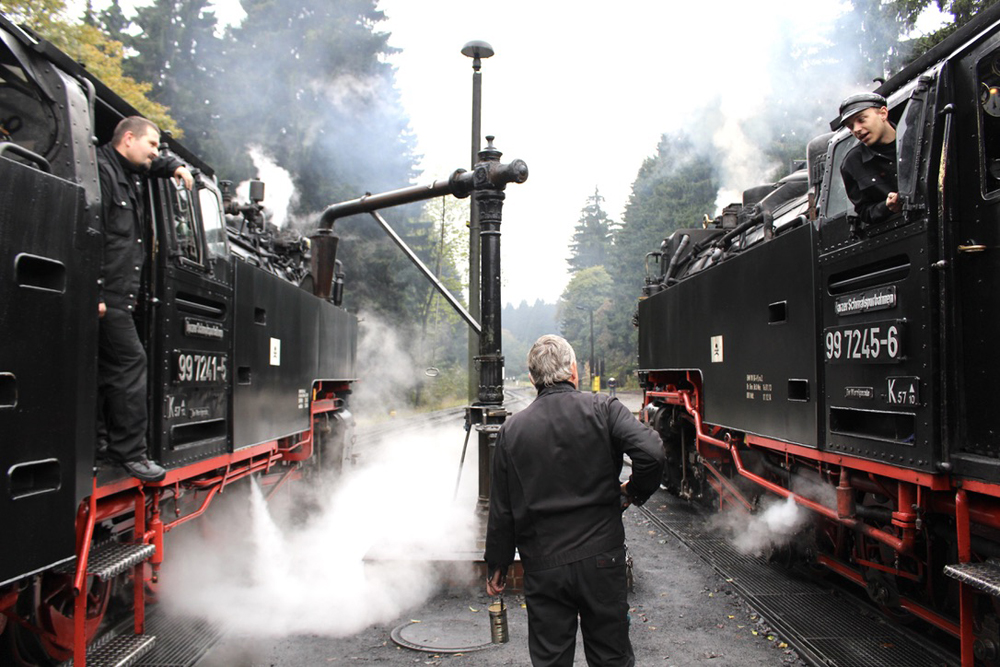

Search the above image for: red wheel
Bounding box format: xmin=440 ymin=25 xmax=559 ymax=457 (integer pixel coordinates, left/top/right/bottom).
xmin=4 ymin=573 xmax=111 ymax=666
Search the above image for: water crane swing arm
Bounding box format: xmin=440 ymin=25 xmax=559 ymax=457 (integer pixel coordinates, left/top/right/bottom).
xmin=312 ymin=152 xmax=528 ymax=337
xmin=369 ymin=210 xmax=481 ymax=335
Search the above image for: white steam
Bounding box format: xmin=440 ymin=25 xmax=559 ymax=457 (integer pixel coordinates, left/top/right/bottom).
xmin=712 ymin=474 xmax=836 ymax=556
xmin=236 ymin=146 xmax=298 ymax=228
xmin=159 ymin=423 xmax=477 ymax=637
xmin=350 ymin=312 xmax=424 ymax=419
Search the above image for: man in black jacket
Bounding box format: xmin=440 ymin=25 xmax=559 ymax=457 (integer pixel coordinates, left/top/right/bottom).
xmin=838 ymin=92 xmax=900 ymax=225
xmin=485 ymin=335 xmax=665 ymax=666
xmin=96 ymin=116 xmax=191 ymax=482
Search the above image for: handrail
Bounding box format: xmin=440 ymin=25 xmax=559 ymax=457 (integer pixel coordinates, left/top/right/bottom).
xmin=0 ymin=142 xmax=51 ymax=172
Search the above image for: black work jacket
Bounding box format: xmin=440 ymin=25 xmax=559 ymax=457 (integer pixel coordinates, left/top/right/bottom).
xmin=97 ymin=143 xmax=183 ymax=311
xmin=485 ymin=383 xmax=665 ymax=574
xmin=840 ymin=140 xmax=898 ymax=225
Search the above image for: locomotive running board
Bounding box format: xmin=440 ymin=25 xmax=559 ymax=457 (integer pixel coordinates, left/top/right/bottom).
xmin=59 ymin=633 xmax=155 ymax=667
xmin=56 ymin=540 xmax=157 ymax=581
xmin=944 ymin=560 xmax=1000 ymax=597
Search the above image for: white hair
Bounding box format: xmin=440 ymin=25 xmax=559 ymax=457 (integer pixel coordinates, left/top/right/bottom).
xmin=527 ymin=334 xmax=577 ymax=387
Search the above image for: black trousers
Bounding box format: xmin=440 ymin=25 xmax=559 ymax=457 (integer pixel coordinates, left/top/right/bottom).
xmin=523 ymin=546 xmax=634 ymax=667
xmin=97 ymin=307 xmax=148 ymax=463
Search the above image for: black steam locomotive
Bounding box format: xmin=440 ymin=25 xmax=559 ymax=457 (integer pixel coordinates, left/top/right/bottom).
xmin=637 ymin=5 xmax=1000 ymax=665
xmin=0 ymin=13 xmax=358 ymax=665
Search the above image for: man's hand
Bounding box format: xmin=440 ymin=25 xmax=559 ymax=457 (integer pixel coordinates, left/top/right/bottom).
xmin=620 ymin=482 xmax=632 ymax=511
xmin=173 ymin=165 xmax=194 ymax=190
xmin=886 ymin=192 xmax=901 ymax=213
xmin=486 ymin=569 xmax=506 ymax=596
xmin=98 ymin=301 xmax=106 ymax=318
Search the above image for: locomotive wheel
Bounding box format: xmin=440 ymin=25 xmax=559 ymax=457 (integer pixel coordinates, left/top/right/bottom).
xmin=5 ymin=573 xmax=112 ymax=666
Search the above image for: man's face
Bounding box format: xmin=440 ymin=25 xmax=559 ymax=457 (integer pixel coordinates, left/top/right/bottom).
xmin=844 ymin=106 xmax=893 ymax=146
xmin=121 ymin=127 xmax=160 ymax=170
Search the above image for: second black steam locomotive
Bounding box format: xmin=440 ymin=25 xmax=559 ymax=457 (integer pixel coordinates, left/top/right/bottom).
xmin=638 ymin=5 xmax=1000 ymax=665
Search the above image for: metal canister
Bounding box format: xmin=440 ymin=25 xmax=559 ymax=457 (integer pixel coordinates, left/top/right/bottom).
xmin=488 ymin=596 xmax=508 ymax=643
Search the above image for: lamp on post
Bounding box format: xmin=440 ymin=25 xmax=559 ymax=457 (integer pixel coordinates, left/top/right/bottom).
xmin=461 ymin=40 xmax=494 ymax=403
xmin=576 ymin=305 xmax=596 ymax=392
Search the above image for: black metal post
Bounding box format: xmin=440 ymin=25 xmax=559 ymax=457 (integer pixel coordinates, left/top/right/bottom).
xmin=468 ymin=137 xmax=527 ymax=510
xmin=588 ymin=309 xmax=595 ymax=392
xmin=462 ymin=41 xmax=493 ymax=403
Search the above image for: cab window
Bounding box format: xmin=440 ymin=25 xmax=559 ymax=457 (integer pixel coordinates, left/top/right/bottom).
xmin=199 ymin=186 xmax=227 ymax=258
xmin=977 ymin=48 xmax=1000 ymax=194
xmin=825 ymin=135 xmax=858 ymax=219
xmin=168 ymin=180 xmax=203 ymax=266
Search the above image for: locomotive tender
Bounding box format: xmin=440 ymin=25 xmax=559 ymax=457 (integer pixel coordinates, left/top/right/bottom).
xmin=0 ymin=12 xmax=358 ymax=665
xmin=637 ymin=5 xmax=1000 ymax=664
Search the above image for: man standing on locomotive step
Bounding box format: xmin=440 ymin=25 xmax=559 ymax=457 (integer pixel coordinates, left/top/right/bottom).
xmin=97 ymin=116 xmax=192 ymax=483
xmin=485 ymin=334 xmax=665 ymax=666
xmin=839 ymin=92 xmax=901 ymax=225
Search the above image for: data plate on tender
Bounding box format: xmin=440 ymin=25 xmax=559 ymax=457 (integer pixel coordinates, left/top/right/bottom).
xmin=174 ymin=351 xmax=228 ymax=384
xmin=824 ymin=320 xmax=905 ymax=363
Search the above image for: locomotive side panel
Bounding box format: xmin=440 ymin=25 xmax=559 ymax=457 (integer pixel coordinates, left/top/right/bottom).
xmin=232 ymin=259 xmax=324 ymax=448
xmin=317 ymin=300 xmax=358 ymax=383
xmin=0 ymin=159 xmax=97 ymax=587
xmin=949 ymin=35 xmax=1000 ymax=483
xmin=819 ymin=221 xmax=941 ymax=472
xmin=148 ymin=177 xmax=236 ymax=466
xmin=639 ymin=223 xmax=820 ymax=446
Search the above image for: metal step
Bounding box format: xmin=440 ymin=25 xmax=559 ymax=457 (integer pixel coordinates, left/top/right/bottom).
xmin=60 ymin=633 xmax=155 ymax=667
xmin=56 ymin=541 xmax=157 ymax=581
xmin=944 ymin=560 xmax=1000 ymax=596
xmin=135 ymin=612 xmax=223 ymax=666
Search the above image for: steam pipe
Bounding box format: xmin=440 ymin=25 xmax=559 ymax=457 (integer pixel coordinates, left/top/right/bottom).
xmin=318 ymin=170 xmax=474 ymax=229
xmin=661 ymin=389 xmax=914 ymax=555
xmin=664 ymin=234 xmax=690 ymax=285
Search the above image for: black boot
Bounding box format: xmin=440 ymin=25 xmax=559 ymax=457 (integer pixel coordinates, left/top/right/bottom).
xmin=122 ymin=457 xmax=166 ymax=483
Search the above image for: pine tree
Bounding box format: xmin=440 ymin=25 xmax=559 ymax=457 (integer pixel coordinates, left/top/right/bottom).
xmin=126 ymin=0 xmax=224 ymax=152
xmin=568 ymin=187 xmax=613 ymax=273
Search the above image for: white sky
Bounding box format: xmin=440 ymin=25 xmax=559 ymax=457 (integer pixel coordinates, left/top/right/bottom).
xmin=376 ymin=0 xmax=847 ymax=306
xmin=68 ymin=0 xmax=946 ymax=307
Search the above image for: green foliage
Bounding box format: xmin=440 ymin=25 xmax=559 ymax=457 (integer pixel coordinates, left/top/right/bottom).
xmin=557 ymin=266 xmax=614 ymax=380
xmin=568 ymin=188 xmax=614 ymax=273
xmin=125 ymin=0 xmax=223 ymax=154
xmin=903 ymin=0 xmax=1000 ymax=61
xmin=3 ymin=0 xmax=180 ymax=134
xmin=601 ymin=133 xmax=718 ymax=382
xmin=501 ymin=300 xmax=559 ymax=378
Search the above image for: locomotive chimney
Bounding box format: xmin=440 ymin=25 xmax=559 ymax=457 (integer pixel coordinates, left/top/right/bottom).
xmin=310 ymin=228 xmax=340 ymax=301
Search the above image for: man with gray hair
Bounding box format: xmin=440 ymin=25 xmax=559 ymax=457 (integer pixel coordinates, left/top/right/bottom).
xmin=485 ymin=334 xmax=664 ymax=666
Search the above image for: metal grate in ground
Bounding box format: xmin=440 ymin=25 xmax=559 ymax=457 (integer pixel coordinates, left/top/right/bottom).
xmin=640 ymin=490 xmax=957 ymax=667
xmin=134 ymin=612 xmax=223 ymax=667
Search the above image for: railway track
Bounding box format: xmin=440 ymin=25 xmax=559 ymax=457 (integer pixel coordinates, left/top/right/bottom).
xmin=355 ymin=387 xmax=534 ymax=444
xmin=636 ymin=492 xmax=958 ymax=667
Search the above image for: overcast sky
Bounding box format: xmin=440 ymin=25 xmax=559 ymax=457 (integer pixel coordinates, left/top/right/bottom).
xmin=376 ymin=0 xmax=848 ymax=306
xmin=70 ymin=0 xmax=945 ymax=307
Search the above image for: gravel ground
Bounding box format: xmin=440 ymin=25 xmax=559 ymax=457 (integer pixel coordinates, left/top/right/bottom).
xmin=197 ymin=494 xmax=804 ymax=666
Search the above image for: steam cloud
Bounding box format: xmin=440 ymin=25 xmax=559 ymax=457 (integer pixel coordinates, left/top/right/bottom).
xmin=159 ymin=422 xmax=477 ymax=637
xmin=711 ymin=473 xmax=836 ymax=556
xmin=236 ymin=146 xmax=299 ymax=228
xmin=350 ymin=312 xmax=424 ymax=418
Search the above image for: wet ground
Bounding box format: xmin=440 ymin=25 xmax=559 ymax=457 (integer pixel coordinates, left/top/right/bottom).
xmin=196 ymin=494 xmax=804 ymax=666
xmin=193 ymin=389 xmax=804 ymax=666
